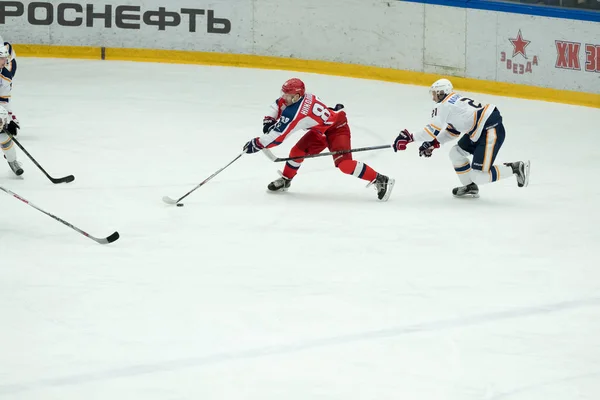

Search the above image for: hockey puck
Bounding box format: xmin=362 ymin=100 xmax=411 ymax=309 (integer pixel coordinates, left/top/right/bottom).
xmin=176 ymin=203 xmax=184 ymax=207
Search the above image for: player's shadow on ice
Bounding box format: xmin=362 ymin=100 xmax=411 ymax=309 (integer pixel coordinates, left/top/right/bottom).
xmin=266 ymin=190 xmax=380 ymax=204
xmin=267 ymin=188 xmax=534 ymax=210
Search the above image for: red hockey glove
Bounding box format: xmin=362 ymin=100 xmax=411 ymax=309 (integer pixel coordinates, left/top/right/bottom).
xmin=418 ymin=139 xmax=440 ymax=157
xmin=393 ymin=129 xmax=414 ymax=152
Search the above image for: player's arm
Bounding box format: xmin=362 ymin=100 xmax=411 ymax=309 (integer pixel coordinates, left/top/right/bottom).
xmin=262 ymin=98 xmax=285 ymax=133
xmin=393 ymin=104 xmax=449 ymax=152
xmin=0 ymin=95 xmax=19 ymax=135
xmin=414 ymin=104 xmax=450 ymax=142
xmin=414 ymin=106 xmax=455 ymax=157
xmin=243 ymin=103 xmax=316 ymax=154
xmin=0 ymin=54 xmax=18 ymax=136
xmin=3 ymin=42 xmax=16 ymax=76
xmin=259 ymin=106 xmax=316 ymax=148
xmin=435 ymin=124 xmax=460 ymax=146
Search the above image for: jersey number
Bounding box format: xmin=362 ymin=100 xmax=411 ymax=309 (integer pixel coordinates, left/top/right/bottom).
xmin=460 ymin=98 xmax=483 ymax=109
xmin=312 ymin=104 xmax=331 ymax=122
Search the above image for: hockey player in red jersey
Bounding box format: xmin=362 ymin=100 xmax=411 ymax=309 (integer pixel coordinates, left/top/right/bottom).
xmin=242 ymin=78 xmax=394 ymax=201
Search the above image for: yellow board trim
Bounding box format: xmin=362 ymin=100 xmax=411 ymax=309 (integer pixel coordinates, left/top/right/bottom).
xmin=15 ymin=44 xmax=101 ymax=60
xmin=13 ymin=44 xmax=600 ymax=109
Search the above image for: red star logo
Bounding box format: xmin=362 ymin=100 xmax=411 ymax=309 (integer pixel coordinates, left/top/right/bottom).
xmin=509 ymin=30 xmax=530 ymax=59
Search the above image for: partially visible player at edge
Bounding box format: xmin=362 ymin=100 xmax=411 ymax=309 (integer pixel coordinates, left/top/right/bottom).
xmin=392 ymin=78 xmax=530 ymax=197
xmin=0 ymin=40 xmax=20 ymax=137
xmin=0 ymin=106 xmax=23 ymax=175
xmin=242 ymin=78 xmax=395 ymax=201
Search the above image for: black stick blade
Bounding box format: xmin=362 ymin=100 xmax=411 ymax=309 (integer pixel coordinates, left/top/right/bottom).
xmin=50 ymin=175 xmax=75 ymax=184
xmin=106 ymin=231 xmax=120 ymax=243
xmin=93 ymin=231 xmax=120 ymax=244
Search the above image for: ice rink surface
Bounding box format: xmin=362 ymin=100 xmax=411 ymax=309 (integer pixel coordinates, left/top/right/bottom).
xmin=1 ymin=58 xmax=599 ymax=399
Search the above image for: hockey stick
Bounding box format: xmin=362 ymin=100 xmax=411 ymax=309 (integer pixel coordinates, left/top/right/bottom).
xmin=162 ymin=152 xmax=245 ymax=205
xmin=272 ymin=144 xmax=391 ymax=162
xmin=261 ymin=148 xmax=277 ymax=161
xmin=0 ymin=185 xmax=119 ymax=244
xmin=8 ymin=134 xmax=75 ymax=184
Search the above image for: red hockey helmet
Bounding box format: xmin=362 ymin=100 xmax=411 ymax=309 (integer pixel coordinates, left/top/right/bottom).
xmin=281 ymin=78 xmax=305 ymax=97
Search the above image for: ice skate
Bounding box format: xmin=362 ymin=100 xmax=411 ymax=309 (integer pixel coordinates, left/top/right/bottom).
xmin=370 ymin=173 xmax=395 ymax=201
xmin=4 ymin=154 xmax=23 ymax=176
xmin=504 ymin=161 xmax=530 ymax=187
xmin=267 ymin=176 xmax=292 ymax=192
xmin=7 ymin=159 xmax=23 ymax=176
xmin=452 ymin=182 xmax=479 ymax=198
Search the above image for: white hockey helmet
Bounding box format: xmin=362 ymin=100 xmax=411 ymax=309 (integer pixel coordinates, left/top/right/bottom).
xmin=430 ymin=78 xmax=453 ymax=102
xmin=0 ymin=106 xmax=8 ymax=129
xmin=0 ymin=45 xmax=8 ymax=59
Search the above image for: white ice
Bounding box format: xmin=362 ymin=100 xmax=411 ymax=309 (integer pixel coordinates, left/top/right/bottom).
xmin=1 ymin=58 xmax=599 ymax=400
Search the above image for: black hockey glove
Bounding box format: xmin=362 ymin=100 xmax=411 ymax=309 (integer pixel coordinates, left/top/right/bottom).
xmin=6 ymin=120 xmax=19 ymax=136
xmin=263 ymin=117 xmax=276 ymax=134
xmin=418 ymin=139 xmax=440 ymax=157
xmin=243 ymin=137 xmax=265 ymax=154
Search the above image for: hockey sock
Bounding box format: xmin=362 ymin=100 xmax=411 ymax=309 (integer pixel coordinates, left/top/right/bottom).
xmin=337 ymin=159 xmax=377 ymax=182
xmin=453 ymin=161 xmax=474 ymax=185
xmin=281 ymin=145 xmax=308 ymax=179
xmin=470 ymin=165 xmax=514 ymax=185
xmin=449 ymin=145 xmax=474 ymax=186
xmin=282 ymin=159 xmax=303 ymax=180
xmin=0 ymin=133 xmax=17 ymax=162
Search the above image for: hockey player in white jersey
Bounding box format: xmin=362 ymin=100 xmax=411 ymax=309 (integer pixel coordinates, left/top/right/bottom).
xmin=0 ymin=106 xmax=23 ymax=175
xmin=392 ymin=78 xmax=529 ymax=197
xmin=0 ymin=42 xmax=19 ymax=136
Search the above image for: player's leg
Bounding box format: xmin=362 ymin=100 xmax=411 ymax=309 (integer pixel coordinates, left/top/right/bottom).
xmin=469 ymin=124 xmax=526 ymax=187
xmin=470 ymin=124 xmax=530 ymax=187
xmin=328 ymin=124 xmax=394 ymax=201
xmin=449 ymin=135 xmax=478 ymax=197
xmin=268 ymin=130 xmax=327 ymax=192
xmin=281 ymin=130 xmax=327 ymax=180
xmin=330 ymin=130 xmax=377 ymax=181
xmin=0 ymin=131 xmax=23 ymax=176
xmin=450 ymin=135 xmax=476 ymax=185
